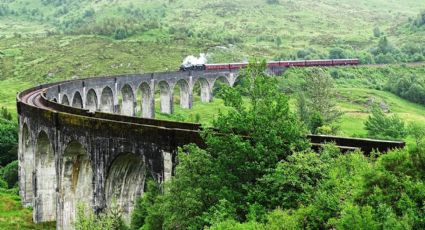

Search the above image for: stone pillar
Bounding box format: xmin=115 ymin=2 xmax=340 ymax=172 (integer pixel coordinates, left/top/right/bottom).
xmin=33 ymin=132 xmax=57 ymax=223
xmin=206 ymin=84 xmax=214 ymax=102
xmin=82 ymin=86 xmax=86 ymax=109
xmin=228 ymin=73 xmax=237 ymax=87
xmin=121 ymin=85 xmax=135 ymax=116
xmin=160 ymin=83 xmax=173 ymax=114
xmin=148 ymin=79 xmax=156 ymax=118
xmin=162 ymin=151 xmax=172 ymax=182
xmin=179 ymin=82 xmax=192 ymax=109
xmin=113 ymin=81 xmax=119 ymax=113
xmin=201 ymin=81 xmax=212 ymax=103
xmin=19 ymin=121 xmax=34 ymax=207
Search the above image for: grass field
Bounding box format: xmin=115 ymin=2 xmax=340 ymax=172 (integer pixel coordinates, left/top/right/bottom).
xmin=0 ymin=191 xmax=55 ymax=230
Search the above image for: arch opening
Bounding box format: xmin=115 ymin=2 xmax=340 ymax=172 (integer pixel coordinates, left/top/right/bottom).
xmin=60 ymin=141 xmax=93 ymax=229
xmin=34 ymin=131 xmax=56 ymax=222
xmin=100 ymin=86 xmax=114 ymax=113
xmin=120 ymin=84 xmax=135 ymax=116
xmin=62 ymin=95 xmax=70 ymax=106
xmin=86 ymin=89 xmax=98 ymax=112
xmin=105 ymin=153 xmax=146 ymax=223
xmin=72 ymin=92 xmax=83 ymax=109
xmin=212 ymin=76 xmax=230 ymax=97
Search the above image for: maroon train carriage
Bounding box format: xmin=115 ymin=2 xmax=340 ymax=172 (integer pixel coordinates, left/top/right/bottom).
xmin=282 ymin=60 xmax=307 ymax=67
xmin=332 ymin=59 xmax=359 ymax=65
xmin=192 ymin=59 xmax=359 ymax=72
xmin=267 ymin=61 xmax=281 ymax=68
xmin=305 ymin=59 xmax=334 ymax=66
xmin=204 ymin=63 xmax=230 ymax=71
xmin=229 ymin=62 xmax=248 ymax=70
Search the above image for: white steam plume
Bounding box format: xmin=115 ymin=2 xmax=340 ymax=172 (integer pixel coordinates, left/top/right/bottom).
xmin=181 ymin=53 xmax=208 ymax=67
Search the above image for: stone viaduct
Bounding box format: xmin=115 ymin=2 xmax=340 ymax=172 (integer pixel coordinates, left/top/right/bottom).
xmin=17 ymin=69 xmax=404 ymax=229
xmin=17 ymin=70 xmax=240 ymax=230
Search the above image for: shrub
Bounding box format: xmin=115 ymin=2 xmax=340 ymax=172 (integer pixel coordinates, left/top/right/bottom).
xmin=0 ymin=160 xmax=18 ymax=188
xmin=364 ymin=106 xmax=407 ymax=140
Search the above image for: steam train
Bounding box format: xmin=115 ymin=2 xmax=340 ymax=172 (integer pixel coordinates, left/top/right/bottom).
xmin=180 ymin=59 xmax=359 ymax=71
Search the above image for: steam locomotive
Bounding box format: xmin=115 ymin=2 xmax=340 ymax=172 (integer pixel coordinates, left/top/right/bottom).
xmin=180 ymin=59 xmax=359 ymax=71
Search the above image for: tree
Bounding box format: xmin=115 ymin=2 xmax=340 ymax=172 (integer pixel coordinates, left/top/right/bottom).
xmin=275 ymin=37 xmax=282 ymax=48
xmin=297 ymin=68 xmax=342 ymax=134
xmin=329 ymin=47 xmax=346 ymax=59
xmin=266 ymin=0 xmax=279 ymax=4
xmin=364 ymin=105 xmax=407 ymax=140
xmin=248 ymin=149 xmax=335 ymax=211
xmin=0 ymin=160 xmax=18 ymax=188
xmin=74 ymin=201 xmax=128 ymax=230
xmin=0 ymin=120 xmax=18 ymax=166
xmin=413 ymin=10 xmax=425 ymax=27
xmin=373 ymin=27 xmax=381 ymax=38
xmin=0 ymin=107 xmax=12 ymax=121
xmin=408 ymin=122 xmax=425 ymax=148
xmin=134 ymin=60 xmax=308 ymax=229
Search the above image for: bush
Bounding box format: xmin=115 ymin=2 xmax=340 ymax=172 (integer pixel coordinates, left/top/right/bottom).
xmin=328 ymin=47 xmax=347 ymax=59
xmin=0 ymin=160 xmax=18 ymax=188
xmin=0 ymin=119 xmax=18 ymax=166
xmin=385 ymin=74 xmax=425 ymax=106
xmin=413 ymin=10 xmax=425 ymax=27
xmin=364 ymin=106 xmax=407 ymax=140
xmin=373 ymin=27 xmax=381 ymax=38
xmin=75 ymin=201 xmax=128 ymax=230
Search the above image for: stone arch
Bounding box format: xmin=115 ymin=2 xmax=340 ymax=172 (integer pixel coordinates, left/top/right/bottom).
xmin=105 ymin=153 xmax=146 ymax=223
xmin=194 ymin=78 xmax=211 ymax=103
xmin=100 ymin=86 xmax=114 ymax=113
xmin=157 ymin=81 xmax=173 ymax=114
xmin=86 ymin=89 xmax=98 ymax=112
xmin=173 ymin=79 xmax=192 ymax=109
xmin=62 ymin=95 xmax=70 ymax=106
xmin=72 ymin=91 xmax=83 ymax=109
xmin=34 ymin=131 xmax=56 ymax=222
xmin=60 ymin=141 xmax=93 ymax=229
xmin=139 ymin=82 xmax=154 ymax=118
xmin=20 ymin=123 xmax=34 ymax=206
xmin=120 ymin=84 xmax=135 ymax=116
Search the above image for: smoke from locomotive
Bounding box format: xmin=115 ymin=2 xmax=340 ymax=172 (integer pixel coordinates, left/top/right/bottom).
xmin=180 ymin=53 xmax=207 ymax=71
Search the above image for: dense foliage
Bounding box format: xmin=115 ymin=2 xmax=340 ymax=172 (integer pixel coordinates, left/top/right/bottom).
xmin=75 ymin=202 xmax=128 ymax=230
xmin=0 ymin=108 xmax=17 ymax=167
xmin=365 ymin=106 xmax=407 ymax=140
xmin=386 ymin=73 xmax=425 ymax=106
xmin=129 ymin=62 xmax=309 ymax=229
xmin=296 ymin=68 xmax=342 ymax=134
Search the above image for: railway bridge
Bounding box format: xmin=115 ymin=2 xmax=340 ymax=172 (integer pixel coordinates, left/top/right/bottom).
xmin=17 ymin=68 xmax=404 ymax=229
xmin=18 ymin=69 xmax=242 ymax=229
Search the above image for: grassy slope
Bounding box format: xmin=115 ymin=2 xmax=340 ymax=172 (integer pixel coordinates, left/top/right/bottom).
xmin=0 ymin=191 xmax=55 ymax=229
xmin=1 ymin=0 xmax=424 ymax=51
